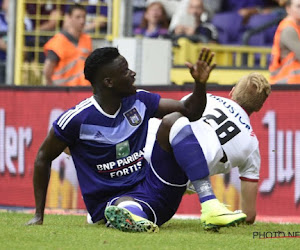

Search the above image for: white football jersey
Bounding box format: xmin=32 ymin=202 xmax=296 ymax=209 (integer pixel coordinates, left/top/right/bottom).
xmin=145 ymin=93 xmax=261 ymax=181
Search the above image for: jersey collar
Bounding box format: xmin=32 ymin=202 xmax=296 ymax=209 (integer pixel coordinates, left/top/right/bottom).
xmin=91 ymin=96 xmax=122 ymax=118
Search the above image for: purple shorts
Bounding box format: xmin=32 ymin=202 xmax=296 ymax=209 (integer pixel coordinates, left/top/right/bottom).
xmin=106 ymin=141 xmax=188 ymax=226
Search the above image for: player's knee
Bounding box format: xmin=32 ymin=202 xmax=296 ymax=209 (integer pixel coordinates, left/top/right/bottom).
xmin=159 ymin=112 xmax=184 ymax=138
xmin=160 ymin=112 xmax=184 ymax=131
xmin=157 ymin=112 xmax=183 ymax=151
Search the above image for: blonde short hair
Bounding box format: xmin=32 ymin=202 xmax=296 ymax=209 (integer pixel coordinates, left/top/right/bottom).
xmin=231 ymin=72 xmax=271 ymax=113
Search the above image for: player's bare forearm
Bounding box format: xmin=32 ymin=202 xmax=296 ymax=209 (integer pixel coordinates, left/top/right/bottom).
xmin=241 ymin=180 xmax=258 ymax=224
xmin=183 ymin=48 xmax=216 ymax=121
xmin=34 ymin=155 xmax=51 ymax=220
xmin=182 ymin=82 xmax=207 ymax=121
xmin=26 ymin=152 xmax=52 ymax=226
xmin=26 ymin=129 xmax=68 ymax=225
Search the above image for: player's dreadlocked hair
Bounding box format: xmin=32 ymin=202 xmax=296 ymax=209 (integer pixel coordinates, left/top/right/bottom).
xmin=231 ymin=72 xmax=271 ymax=114
xmin=84 ymin=47 xmax=120 ymax=86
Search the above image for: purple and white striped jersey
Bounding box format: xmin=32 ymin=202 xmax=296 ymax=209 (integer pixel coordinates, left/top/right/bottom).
xmin=53 ymin=90 xmax=160 ymax=202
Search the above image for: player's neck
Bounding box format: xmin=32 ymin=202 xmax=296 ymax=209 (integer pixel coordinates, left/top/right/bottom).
xmin=93 ymin=94 xmax=121 ymax=115
xmin=231 ymin=98 xmax=252 ymax=116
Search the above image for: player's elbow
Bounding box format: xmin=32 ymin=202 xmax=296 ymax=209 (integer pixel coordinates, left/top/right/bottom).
xmin=34 ymin=149 xmax=51 ymax=169
xmin=186 ymin=104 xmax=206 ymax=121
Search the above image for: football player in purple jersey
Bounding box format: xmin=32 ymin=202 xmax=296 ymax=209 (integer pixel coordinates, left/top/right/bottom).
xmin=26 ymin=47 xmax=246 ymax=232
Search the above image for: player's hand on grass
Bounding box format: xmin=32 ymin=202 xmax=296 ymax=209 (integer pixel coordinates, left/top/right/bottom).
xmin=185 ymin=48 xmax=216 ymax=84
xmin=26 ymin=214 xmax=43 ymax=225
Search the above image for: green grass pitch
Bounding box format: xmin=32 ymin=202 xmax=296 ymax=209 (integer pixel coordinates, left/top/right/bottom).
xmin=0 ymin=212 xmax=299 ymax=249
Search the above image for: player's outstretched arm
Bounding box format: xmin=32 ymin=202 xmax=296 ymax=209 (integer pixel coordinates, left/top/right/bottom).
xmin=155 ymin=48 xmax=216 ymax=121
xmin=26 ymin=128 xmax=68 ymax=225
xmin=185 ymin=47 xmax=216 ymax=84
xmin=241 ymin=180 xmax=258 ymax=224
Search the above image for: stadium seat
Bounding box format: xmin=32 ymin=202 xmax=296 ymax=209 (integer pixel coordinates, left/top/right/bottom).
xmin=212 ymin=12 xmax=244 ymax=44
xmin=245 ymin=12 xmax=281 ymax=46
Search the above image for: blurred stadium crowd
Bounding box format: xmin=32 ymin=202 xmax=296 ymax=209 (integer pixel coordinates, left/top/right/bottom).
xmin=0 ymin=0 xmax=287 ymax=86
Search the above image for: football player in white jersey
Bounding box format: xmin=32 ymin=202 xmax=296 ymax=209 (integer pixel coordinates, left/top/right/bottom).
xmin=145 ymin=72 xmax=271 ymax=224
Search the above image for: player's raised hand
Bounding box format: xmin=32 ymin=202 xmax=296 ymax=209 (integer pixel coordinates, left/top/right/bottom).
xmin=185 ymin=48 xmax=216 ymax=84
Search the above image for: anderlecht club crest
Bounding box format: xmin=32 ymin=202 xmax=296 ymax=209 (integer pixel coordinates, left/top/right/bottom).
xmin=124 ymin=107 xmax=142 ymax=126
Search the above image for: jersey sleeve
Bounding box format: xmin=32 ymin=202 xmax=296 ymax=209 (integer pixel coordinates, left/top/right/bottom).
xmin=238 ymin=148 xmax=261 ymax=182
xmin=136 ymin=90 xmax=161 ymax=118
xmin=52 ymin=108 xmax=81 ymax=146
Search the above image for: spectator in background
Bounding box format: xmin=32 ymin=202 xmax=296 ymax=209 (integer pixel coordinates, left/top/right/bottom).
xmin=269 ymin=0 xmax=300 ymax=84
xmin=43 ymin=4 xmax=92 ymax=86
xmin=134 ymin=1 xmax=170 ymax=38
xmin=169 ymin=0 xmax=218 ymax=42
xmin=133 ymin=1 xmax=179 ymax=32
xmin=64 ymin=0 xmax=108 ymax=33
